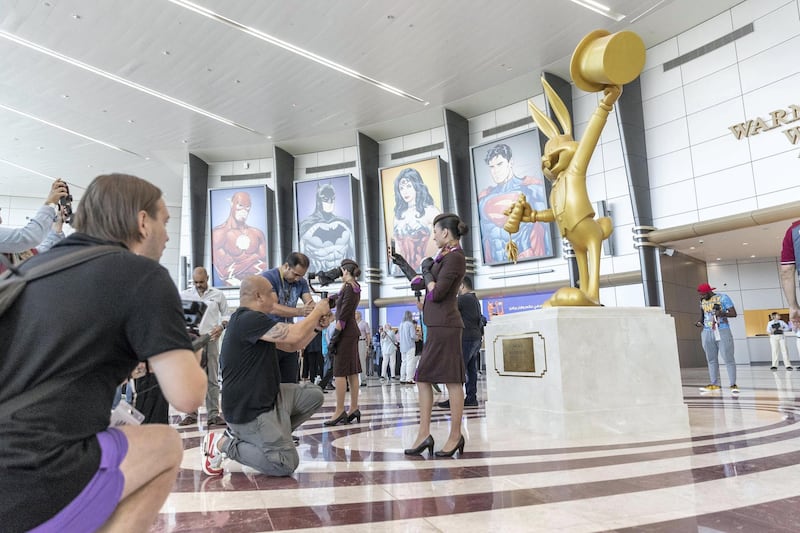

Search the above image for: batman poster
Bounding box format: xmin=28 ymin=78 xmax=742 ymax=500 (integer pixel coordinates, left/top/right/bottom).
xmin=295 ymin=175 xmax=357 ymax=272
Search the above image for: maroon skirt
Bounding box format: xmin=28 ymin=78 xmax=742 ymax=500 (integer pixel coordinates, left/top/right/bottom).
xmin=415 ymin=326 xmax=464 ymax=384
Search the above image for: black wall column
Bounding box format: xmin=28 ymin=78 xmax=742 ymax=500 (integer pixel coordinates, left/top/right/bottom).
xmin=617 ymin=78 xmax=659 ymax=307
xmin=442 ymin=109 xmax=473 ymax=260
xmin=540 ymin=72 xmax=579 ymax=288
xmin=356 ymin=132 xmax=381 ymax=330
xmin=188 ymin=153 xmax=209 ymax=275
xmin=272 ymin=146 xmax=295 ymax=264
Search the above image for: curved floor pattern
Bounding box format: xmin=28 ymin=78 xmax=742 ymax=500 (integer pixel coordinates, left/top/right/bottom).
xmin=153 ymin=367 xmax=800 ymax=532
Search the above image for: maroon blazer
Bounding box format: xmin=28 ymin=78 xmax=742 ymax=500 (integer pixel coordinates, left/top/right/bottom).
xmin=422 ymin=248 xmax=465 ymax=328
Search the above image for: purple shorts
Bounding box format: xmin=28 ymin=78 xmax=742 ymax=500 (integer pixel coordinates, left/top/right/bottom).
xmin=30 ymin=428 xmax=128 ymax=533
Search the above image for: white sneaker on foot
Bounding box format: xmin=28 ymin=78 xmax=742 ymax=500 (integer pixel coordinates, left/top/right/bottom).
xmin=202 ymin=431 xmax=225 ymax=476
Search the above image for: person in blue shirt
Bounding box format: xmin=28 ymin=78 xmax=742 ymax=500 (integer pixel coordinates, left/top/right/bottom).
xmin=695 ymin=283 xmax=739 ymax=394
xmin=260 ymin=252 xmax=315 ymax=383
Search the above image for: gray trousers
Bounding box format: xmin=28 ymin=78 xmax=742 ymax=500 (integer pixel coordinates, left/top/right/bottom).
xmin=224 ymin=383 xmax=323 ymax=476
xmin=701 ymin=328 xmax=736 ymax=386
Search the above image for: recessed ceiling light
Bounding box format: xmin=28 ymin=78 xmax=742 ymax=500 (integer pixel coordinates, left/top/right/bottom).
xmin=716 ymin=257 xmax=722 ymax=261
xmin=742 ymin=242 xmax=749 ymax=245
xmin=167 ymin=0 xmax=428 ymax=104
xmin=37 ymin=146 xmax=44 ymax=150
xmin=182 ymin=139 xmax=188 ymax=144
xmin=162 ymin=50 xmax=171 ymax=56
xmin=267 ymin=135 xmax=272 ymax=140
xmin=60 ymin=94 xmax=69 ymax=99
xmin=689 ymin=246 xmax=696 ymax=250
xmin=750 ymin=255 xmax=756 ymax=258
xmin=71 ymin=13 xmax=81 ymax=20
xmin=0 ymin=29 xmax=264 ymax=136
xmin=127 ymin=119 xmax=135 ymax=124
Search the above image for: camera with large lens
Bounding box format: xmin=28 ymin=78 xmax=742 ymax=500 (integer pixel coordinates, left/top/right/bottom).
xmin=59 ymin=184 xmax=73 ymax=224
xmin=182 ymin=299 xmax=211 ymax=352
xmin=308 ymin=266 xmax=341 ymax=287
xmin=771 ymin=321 xmax=783 ymax=334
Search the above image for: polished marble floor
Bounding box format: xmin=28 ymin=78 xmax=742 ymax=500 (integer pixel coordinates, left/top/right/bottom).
xmin=155 ymin=366 xmax=800 ymax=532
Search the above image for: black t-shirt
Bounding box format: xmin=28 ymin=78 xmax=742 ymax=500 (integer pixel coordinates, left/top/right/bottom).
xmin=458 ymin=291 xmax=483 ymax=340
xmin=0 ymin=234 xmax=193 ymax=532
xmin=220 ymin=307 xmax=280 ymax=424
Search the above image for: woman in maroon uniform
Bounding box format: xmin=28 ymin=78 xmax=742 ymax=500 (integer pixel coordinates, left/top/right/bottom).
xmin=392 ymin=213 xmax=468 ymax=457
xmin=323 ymin=259 xmax=364 ymax=426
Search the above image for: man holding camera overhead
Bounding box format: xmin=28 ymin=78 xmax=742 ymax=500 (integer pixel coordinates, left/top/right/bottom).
xmin=260 ymin=252 xmax=315 ymax=383
xmin=695 ymin=283 xmax=739 ymax=394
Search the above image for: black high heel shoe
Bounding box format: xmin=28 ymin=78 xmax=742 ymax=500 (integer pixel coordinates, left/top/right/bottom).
xmin=404 ymin=435 xmax=434 ymax=456
xmin=323 ymin=411 xmax=349 ymax=426
xmin=347 ymin=409 xmax=361 ymax=423
xmin=435 ymin=435 xmax=465 ymax=457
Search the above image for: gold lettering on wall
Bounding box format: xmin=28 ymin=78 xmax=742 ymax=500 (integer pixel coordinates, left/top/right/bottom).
xmin=729 ymin=104 xmax=800 ymax=156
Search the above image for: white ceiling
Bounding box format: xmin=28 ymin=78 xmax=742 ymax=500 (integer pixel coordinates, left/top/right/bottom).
xmin=2 ymin=0 xmax=759 ymax=261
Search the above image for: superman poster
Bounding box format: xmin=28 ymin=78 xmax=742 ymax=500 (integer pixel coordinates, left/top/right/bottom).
xmin=294 ymin=175 xmax=357 ymax=272
xmin=471 ymin=129 xmax=554 ymax=265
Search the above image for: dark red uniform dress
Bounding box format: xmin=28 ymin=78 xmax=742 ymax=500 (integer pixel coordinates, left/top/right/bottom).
xmin=332 ymin=281 xmax=362 ymax=377
xmin=416 ymin=246 xmax=466 ymax=384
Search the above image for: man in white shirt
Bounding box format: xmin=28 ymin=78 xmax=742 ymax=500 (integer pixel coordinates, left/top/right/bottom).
xmin=766 ymin=312 xmax=792 ymax=371
xmin=179 ymin=267 xmax=229 ymax=427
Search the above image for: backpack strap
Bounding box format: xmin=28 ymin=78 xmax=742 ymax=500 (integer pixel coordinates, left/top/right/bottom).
xmin=21 ymin=244 xmax=123 ymax=281
xmin=0 ymin=245 xmax=125 ymax=419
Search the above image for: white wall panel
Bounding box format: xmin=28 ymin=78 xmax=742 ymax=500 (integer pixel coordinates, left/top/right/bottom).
xmin=653 ymin=211 xmax=699 ymax=230
xmin=741 ymin=287 xmax=784 ymax=309
xmin=678 ymin=12 xmax=734 ymax=51
xmin=752 ymin=150 xmax=800 ymax=195
xmin=700 ymin=197 xmax=759 ymax=221
xmin=680 ymin=46 xmax=739 ymax=85
xmin=650 ymin=179 xmax=698 ymax=219
xmin=694 ymin=163 xmax=755 ymax=208
xmin=707 ymin=262 xmax=741 ymax=290
xmin=607 ymin=195 xmax=634 ymax=226
xmin=734 ymin=3 xmax=800 ymax=60
xmin=643 ymin=38 xmax=679 ymax=72
xmin=683 ymin=65 xmax=741 ymax=115
xmin=639 ymin=62 xmax=683 ymax=100
xmin=604 ymin=166 xmax=629 ymax=199
xmin=644 ymin=118 xmax=691 ymax=158
xmin=647 ymin=149 xmax=694 ymax=188
xmin=601 ymin=139 xmax=624 ymax=171
xmin=642 ymin=87 xmax=686 ymax=129
xmin=739 ymin=36 xmax=800 ymax=94
xmin=757 ymin=185 xmax=800 ymax=209
xmin=495 ymin=101 xmax=528 ymax=125
xmin=687 ymin=98 xmax=747 ymax=145
xmin=738 ymin=260 xmax=781 ymax=289
xmin=731 ymin=0 xmax=795 ymax=28
xmin=690 ymin=136 xmax=752 ymax=177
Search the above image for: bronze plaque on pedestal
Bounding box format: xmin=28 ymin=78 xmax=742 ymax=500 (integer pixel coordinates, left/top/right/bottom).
xmin=502 ymin=337 xmax=535 ymax=373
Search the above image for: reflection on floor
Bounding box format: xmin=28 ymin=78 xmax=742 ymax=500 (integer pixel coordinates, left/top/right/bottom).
xmin=154 ymin=367 xmax=800 ymax=532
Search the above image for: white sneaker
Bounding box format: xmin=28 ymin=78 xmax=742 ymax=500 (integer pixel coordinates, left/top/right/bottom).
xmin=202 ymin=431 xmax=225 ymax=476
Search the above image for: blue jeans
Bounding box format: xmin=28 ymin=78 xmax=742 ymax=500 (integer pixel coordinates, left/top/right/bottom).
xmin=462 ymin=338 xmax=482 ymax=403
xmin=701 ymin=328 xmax=736 ymax=386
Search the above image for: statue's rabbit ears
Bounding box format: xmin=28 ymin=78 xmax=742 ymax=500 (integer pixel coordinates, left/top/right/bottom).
xmin=528 ymin=76 xmax=572 ymax=140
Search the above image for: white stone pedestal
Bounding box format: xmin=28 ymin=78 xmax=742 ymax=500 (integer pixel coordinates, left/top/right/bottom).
xmin=484 ymin=307 xmax=689 ymax=439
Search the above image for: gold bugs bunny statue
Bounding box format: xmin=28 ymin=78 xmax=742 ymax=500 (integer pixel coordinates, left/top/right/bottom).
xmin=503 ymin=30 xmax=645 ymax=307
